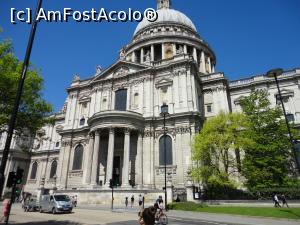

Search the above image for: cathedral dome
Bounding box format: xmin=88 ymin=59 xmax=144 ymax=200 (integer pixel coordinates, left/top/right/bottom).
xmin=134 ymin=8 xmax=197 ymax=36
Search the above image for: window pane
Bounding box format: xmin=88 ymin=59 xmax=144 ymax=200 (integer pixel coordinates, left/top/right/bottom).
xmin=72 ymin=145 xmax=83 ymax=170
xmin=159 ymin=135 xmax=172 ymax=165
xmin=80 ymin=118 xmax=85 ymax=126
xmin=30 ymin=162 xmax=38 ymax=179
xmin=115 ymin=89 xmax=127 ymax=111
xmin=50 ymin=161 xmax=57 ymax=178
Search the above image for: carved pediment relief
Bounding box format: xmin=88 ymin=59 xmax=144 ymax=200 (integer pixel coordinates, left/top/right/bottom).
xmin=92 ymin=60 xmax=148 ymax=82
xmin=78 ymin=95 xmax=91 ymax=103
xmin=113 ymin=66 xmax=129 ymax=77
xmin=155 ymin=78 xmax=173 ymax=88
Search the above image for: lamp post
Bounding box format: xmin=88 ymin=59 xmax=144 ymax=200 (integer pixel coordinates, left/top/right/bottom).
xmin=266 ymin=68 xmax=300 ymax=173
xmin=160 ymin=103 xmax=169 ymax=210
xmin=0 ymin=0 xmax=43 ymax=199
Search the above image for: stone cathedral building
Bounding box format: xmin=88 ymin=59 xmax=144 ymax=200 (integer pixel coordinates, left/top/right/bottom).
xmin=1 ymin=0 xmax=300 ymax=203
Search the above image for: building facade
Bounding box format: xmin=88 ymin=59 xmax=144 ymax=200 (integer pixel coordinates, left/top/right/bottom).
xmin=1 ymin=0 xmax=300 ymax=203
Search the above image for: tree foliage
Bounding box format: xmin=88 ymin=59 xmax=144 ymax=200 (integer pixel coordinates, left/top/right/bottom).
xmin=192 ymin=89 xmax=299 ymax=192
xmin=191 ymin=112 xmax=251 ymax=186
xmin=0 ymin=37 xmax=52 ymax=137
xmin=239 ymin=89 xmax=298 ymax=189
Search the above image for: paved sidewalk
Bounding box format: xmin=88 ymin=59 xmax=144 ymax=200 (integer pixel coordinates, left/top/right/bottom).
xmin=76 ymin=204 xmax=300 ymax=225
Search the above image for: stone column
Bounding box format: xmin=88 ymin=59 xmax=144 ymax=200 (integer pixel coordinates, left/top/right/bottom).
xmin=186 ymin=180 xmax=195 ymax=202
xmin=91 ymin=130 xmax=100 ymax=186
xmin=135 ymin=132 xmax=143 ymax=189
xmin=140 ymin=48 xmax=144 ymax=63
xmin=167 ymin=181 xmax=173 ymax=204
xmin=132 ymin=51 xmax=136 ymax=63
xmin=212 ymin=64 xmax=215 ymax=73
xmin=193 ymin=47 xmax=197 ymax=63
xmin=122 ymin=129 xmax=131 ymax=188
xmin=207 ymin=57 xmax=212 ymax=73
xmin=173 ymin=44 xmax=177 ymax=56
xmin=151 ymin=45 xmax=154 ymax=61
xmin=162 ymin=43 xmax=165 ymax=60
xmin=105 ymin=128 xmax=115 ymax=187
xmin=85 ymin=133 xmax=95 ymax=184
xmin=60 ymin=141 xmax=72 ymax=189
xmin=183 ymin=45 xmax=187 ymax=54
xmin=200 ymin=51 xmax=206 ymax=73
xmin=65 ymin=96 xmax=72 ymax=125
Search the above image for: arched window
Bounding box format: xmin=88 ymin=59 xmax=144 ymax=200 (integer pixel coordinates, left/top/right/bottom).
xmin=79 ymin=117 xmax=85 ymax=126
xmin=72 ymin=144 xmax=83 ymax=170
xmin=115 ymin=89 xmax=127 ymax=111
xmin=159 ymin=135 xmax=173 ymax=165
xmin=30 ymin=162 xmax=38 ymax=179
xmin=49 ymin=160 xmax=57 ymax=178
xmin=134 ymin=93 xmax=139 ymax=107
xmin=102 ymin=98 xmax=107 ymax=110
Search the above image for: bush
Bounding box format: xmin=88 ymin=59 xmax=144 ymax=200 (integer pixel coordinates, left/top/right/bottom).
xmin=203 ymin=175 xmax=256 ymax=200
xmin=249 ymin=187 xmax=300 ymax=200
xmin=168 ymin=202 xmax=207 ymax=211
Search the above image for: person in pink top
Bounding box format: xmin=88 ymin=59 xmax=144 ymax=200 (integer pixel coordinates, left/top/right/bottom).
xmin=1 ymin=198 xmax=10 ymax=222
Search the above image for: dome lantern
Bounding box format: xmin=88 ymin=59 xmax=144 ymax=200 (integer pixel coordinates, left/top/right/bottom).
xmin=157 ymin=0 xmax=171 ymax=10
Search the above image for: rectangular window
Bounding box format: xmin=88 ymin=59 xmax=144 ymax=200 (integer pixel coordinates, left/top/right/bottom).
xmin=286 ymin=113 xmax=295 ymax=122
xmin=276 ymin=95 xmax=289 ymax=105
xmin=206 ymin=104 xmax=212 ymax=113
xmin=115 ymin=89 xmax=127 ymax=111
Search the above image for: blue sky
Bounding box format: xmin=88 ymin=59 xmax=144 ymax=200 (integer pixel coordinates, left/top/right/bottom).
xmin=0 ymin=0 xmax=300 ymax=112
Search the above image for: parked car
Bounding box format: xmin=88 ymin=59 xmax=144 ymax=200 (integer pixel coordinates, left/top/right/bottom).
xmin=24 ymin=197 xmax=39 ymax=212
xmin=39 ymin=194 xmax=73 ymax=214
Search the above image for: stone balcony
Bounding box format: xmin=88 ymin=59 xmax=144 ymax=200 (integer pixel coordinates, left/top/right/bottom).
xmin=87 ymin=110 xmax=145 ymax=132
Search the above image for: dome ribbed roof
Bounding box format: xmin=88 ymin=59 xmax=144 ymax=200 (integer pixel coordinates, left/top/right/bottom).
xmin=134 ymin=9 xmax=197 ymax=35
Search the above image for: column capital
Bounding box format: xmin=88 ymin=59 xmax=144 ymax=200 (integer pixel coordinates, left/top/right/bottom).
xmin=89 ymin=132 xmax=95 ymax=139
xmin=138 ymin=130 xmax=144 ymax=138
xmin=109 ymin=127 xmax=115 ymax=134
xmin=95 ymin=129 xmax=101 ymax=136
xmin=124 ymin=128 xmax=131 ymax=135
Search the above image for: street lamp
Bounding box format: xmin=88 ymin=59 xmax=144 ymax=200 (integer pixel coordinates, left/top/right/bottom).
xmin=266 ymin=68 xmax=300 ymax=173
xmin=160 ymin=103 xmax=169 ymax=210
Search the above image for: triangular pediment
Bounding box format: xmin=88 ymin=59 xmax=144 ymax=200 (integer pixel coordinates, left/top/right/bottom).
xmin=155 ymin=77 xmax=173 ymax=88
xmin=78 ymin=95 xmax=91 ymax=103
xmin=91 ymin=60 xmax=149 ymax=82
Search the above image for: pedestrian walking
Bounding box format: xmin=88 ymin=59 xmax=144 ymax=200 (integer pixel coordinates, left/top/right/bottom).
xmin=139 ymin=194 xmax=143 ymax=209
xmin=1 ymin=198 xmax=10 ymax=222
xmin=281 ymin=194 xmax=289 ymax=208
xmin=273 ymin=194 xmax=281 ymax=207
xmin=142 ymin=195 xmax=145 ymax=209
xmin=73 ymin=195 xmax=78 ymax=207
xmin=125 ymin=197 xmax=128 ymax=208
xmin=131 ymin=195 xmax=135 ymax=208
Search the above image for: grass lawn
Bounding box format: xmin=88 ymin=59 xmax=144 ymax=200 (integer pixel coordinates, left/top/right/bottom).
xmin=168 ymin=202 xmax=300 ymax=220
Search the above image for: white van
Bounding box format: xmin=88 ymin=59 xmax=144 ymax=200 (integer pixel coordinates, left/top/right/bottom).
xmin=39 ymin=194 xmax=73 ymax=214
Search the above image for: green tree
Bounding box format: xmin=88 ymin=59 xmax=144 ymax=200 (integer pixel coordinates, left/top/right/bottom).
xmin=239 ymin=89 xmax=298 ymax=189
xmin=191 ymin=112 xmax=251 ymax=186
xmin=0 ymin=37 xmax=52 ymax=142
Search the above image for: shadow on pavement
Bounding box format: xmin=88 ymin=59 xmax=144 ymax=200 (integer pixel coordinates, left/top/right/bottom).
xmin=105 ymin=221 xmax=139 ymax=225
xmin=9 ymin=221 xmax=83 ymax=225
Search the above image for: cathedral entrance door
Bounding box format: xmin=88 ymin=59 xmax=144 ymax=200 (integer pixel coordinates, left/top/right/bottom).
xmin=112 ymin=156 xmax=121 ymax=187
